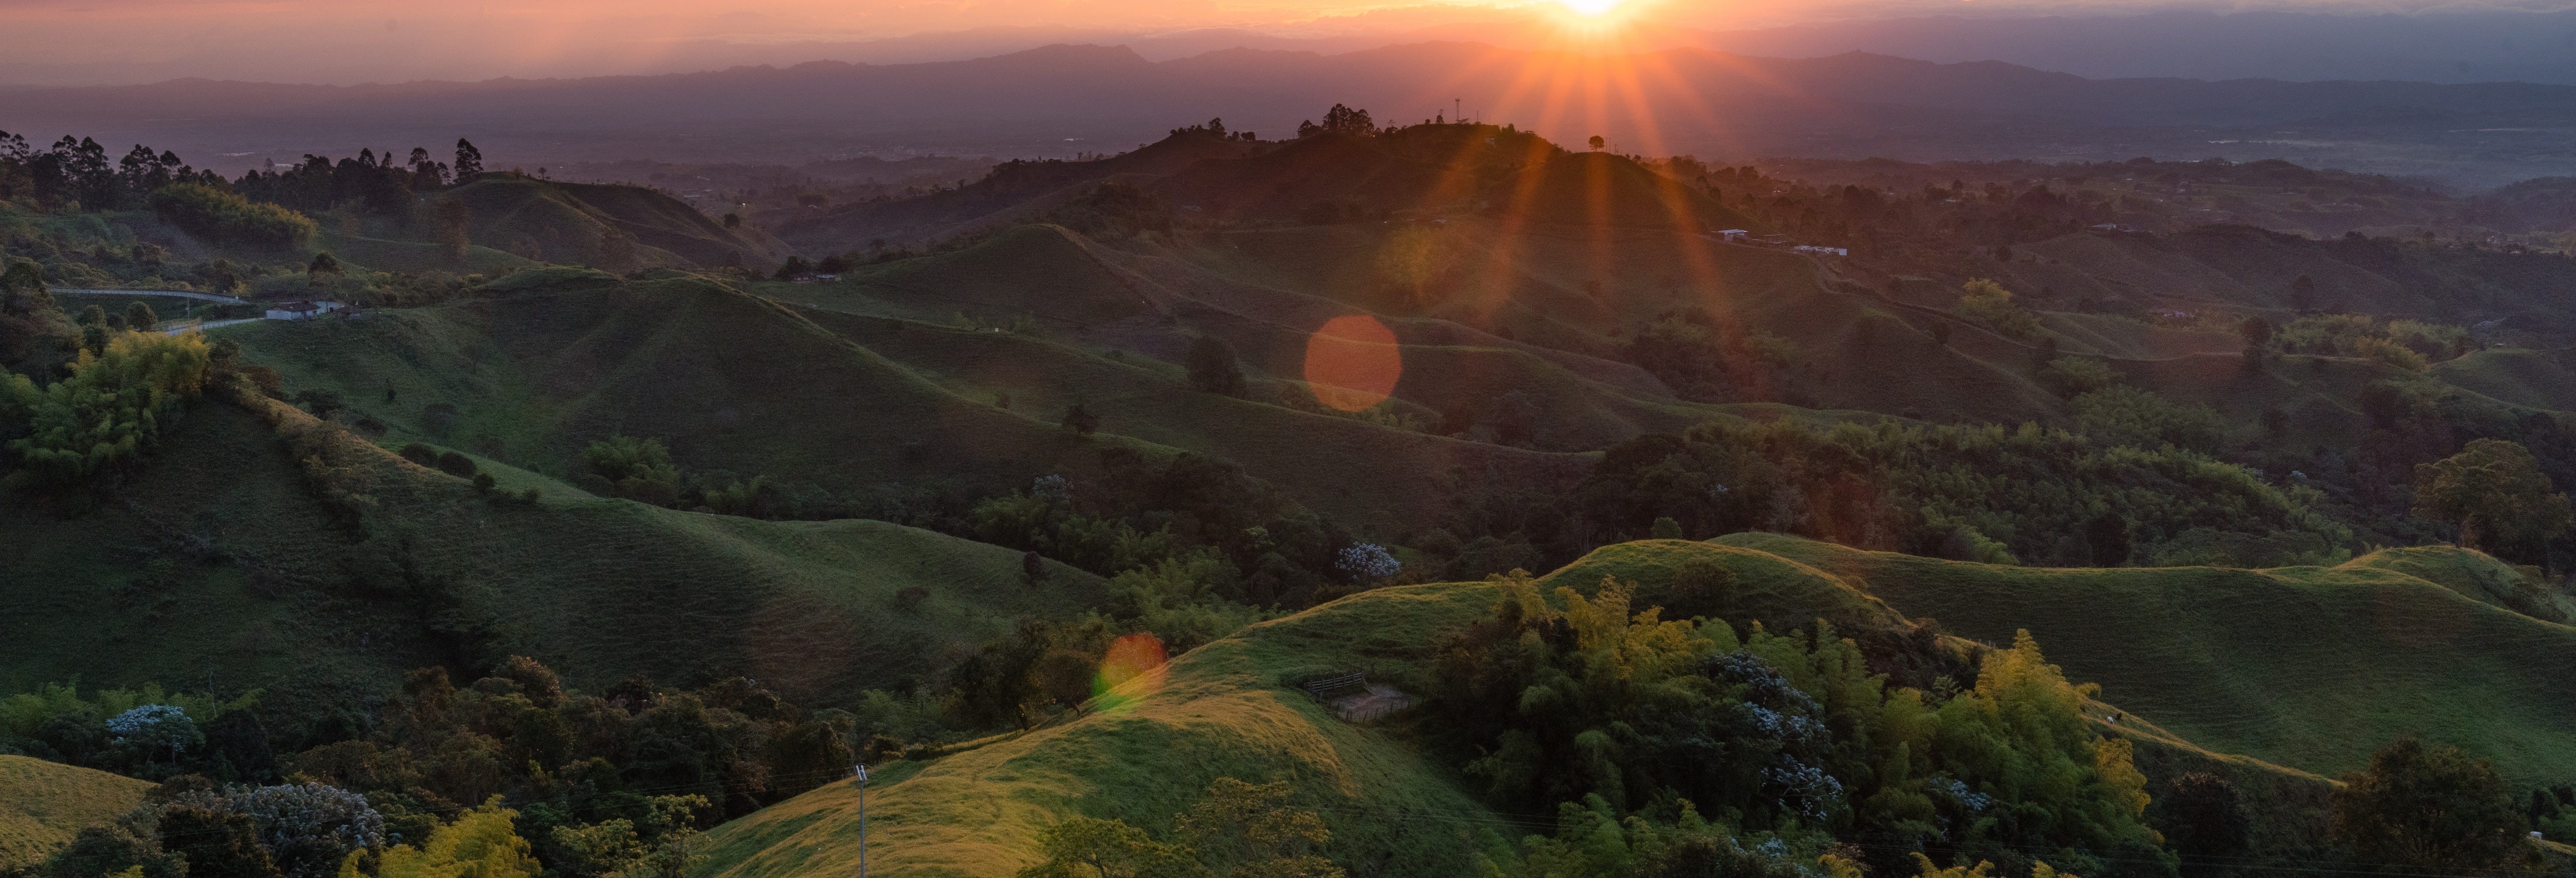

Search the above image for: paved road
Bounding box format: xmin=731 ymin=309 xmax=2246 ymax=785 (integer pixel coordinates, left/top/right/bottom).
xmin=49 ymin=288 xmax=247 ymax=304
xmin=163 ymin=318 xmax=266 ymax=336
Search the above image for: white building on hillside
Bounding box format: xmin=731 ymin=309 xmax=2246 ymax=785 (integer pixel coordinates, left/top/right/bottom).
xmin=265 ymin=301 xmax=346 ymax=321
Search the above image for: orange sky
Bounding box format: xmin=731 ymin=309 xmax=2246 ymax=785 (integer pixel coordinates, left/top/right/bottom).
xmin=0 ymin=0 xmax=2512 ymax=86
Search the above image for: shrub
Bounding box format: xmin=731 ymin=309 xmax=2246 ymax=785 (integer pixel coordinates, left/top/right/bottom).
xmin=1185 ymin=335 xmax=1246 ymax=396
xmin=580 ymin=436 xmax=682 ymax=505
xmin=2331 ymin=738 xmax=2536 ymax=873
xmin=433 ymin=450 xmax=477 ymax=478
xmin=2070 ymin=386 xmax=2223 ymax=453
xmin=2354 ymin=335 xmax=2429 ymax=372
xmin=1060 ymin=403 xmax=1099 ymax=436
xmin=1954 ymin=279 xmax=2042 ymax=340
xmin=2038 ymin=356 xmax=2118 ymax=398
xmin=6 ymin=330 xmax=211 ymax=486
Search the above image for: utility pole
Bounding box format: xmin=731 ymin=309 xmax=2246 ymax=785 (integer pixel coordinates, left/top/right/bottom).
xmin=852 ymin=763 xmax=869 ymax=878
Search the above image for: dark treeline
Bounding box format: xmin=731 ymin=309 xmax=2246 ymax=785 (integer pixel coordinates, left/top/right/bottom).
xmin=1 ymin=131 xmax=490 ymax=216
xmin=231 ymin=142 xmax=483 ymax=215
xmin=0 ymin=132 xmax=225 ymax=212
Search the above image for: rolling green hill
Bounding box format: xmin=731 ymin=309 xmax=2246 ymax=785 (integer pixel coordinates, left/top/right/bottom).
xmin=316 ymin=230 xmax=538 ymax=275
xmin=1 ymin=381 xmax=1110 ymax=710
xmin=775 ymin=132 xmax=1267 ymax=253
xmin=695 ymin=534 xmax=2576 ymax=878
xmin=442 ymin=174 xmax=795 ymax=269
xmin=217 ymin=267 xmax=1594 ymax=526
xmin=0 ymin=756 xmax=153 ymax=865
xmin=1717 ymin=532 xmax=2576 ymax=785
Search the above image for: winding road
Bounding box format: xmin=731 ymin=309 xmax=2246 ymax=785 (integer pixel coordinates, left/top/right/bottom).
xmin=41 ymin=288 xmax=270 ymax=334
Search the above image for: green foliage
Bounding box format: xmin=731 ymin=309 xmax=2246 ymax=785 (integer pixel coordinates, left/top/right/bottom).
xmin=2068 ymin=387 xmax=2222 ymax=453
xmin=2273 ymin=314 xmax=2469 ymax=367
xmin=2353 ymin=336 xmax=2428 ymax=373
xmin=1954 ymin=280 xmax=2041 ymax=340
xmin=945 ymin=616 xmax=1121 ymax=731
xmin=1171 ymin=779 xmax=1340 ymax=878
xmin=272 ymin=663 xmax=840 ymax=821
xmin=579 ymin=437 xmax=682 ymax=507
xmin=1185 ymin=336 xmax=1246 ymax=397
xmin=356 ymin=799 xmax=537 ymax=878
xmin=1622 ymin=310 xmax=1798 ymax=403
xmin=1548 ymin=419 xmax=2348 ymax=570
xmin=1015 ymin=778 xmax=1346 ymax=878
xmin=0 ymin=684 xmax=260 ymax=777
xmin=1106 ymin=554 xmax=1272 ymax=654
xmin=1017 ymin=816 xmax=1199 ymax=878
xmin=2330 ymin=738 xmax=2539 ymax=874
xmin=2037 ymin=358 xmax=2117 ymax=399
xmin=1431 ymin=575 xmax=2166 ymax=876
xmin=5 ymin=330 xmax=210 ymax=486
xmin=148 ymin=185 xmax=316 ymax=250
xmin=2413 ymin=438 xmax=2574 ymax=562
xmin=1479 ymin=798 xmax=1843 ymax=878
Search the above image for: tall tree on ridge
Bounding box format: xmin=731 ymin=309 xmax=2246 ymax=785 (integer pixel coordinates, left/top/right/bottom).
xmin=454 ymin=139 xmax=484 ymax=183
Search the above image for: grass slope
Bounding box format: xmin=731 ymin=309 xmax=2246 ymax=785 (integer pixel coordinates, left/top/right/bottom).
xmin=703 ymin=535 xmax=2553 ymax=878
xmin=696 ymin=578 xmax=1519 ymax=878
xmin=445 ymin=175 xmax=793 ymax=269
xmin=224 ymin=267 xmax=1592 ymax=525
xmin=1718 ymin=532 xmax=2576 ymax=785
xmin=317 ymin=231 xmax=538 ymax=275
xmin=0 ymin=756 xmax=154 ymax=865
xmin=2 ymin=387 xmax=1108 ymax=709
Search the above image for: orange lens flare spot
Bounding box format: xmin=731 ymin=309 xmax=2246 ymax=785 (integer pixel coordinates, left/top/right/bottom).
xmin=1302 ymin=315 xmax=1402 ymax=412
xmin=1091 ymin=632 xmax=1169 ymax=714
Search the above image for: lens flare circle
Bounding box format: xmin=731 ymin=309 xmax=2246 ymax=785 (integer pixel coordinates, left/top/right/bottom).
xmin=1302 ymin=315 xmax=1403 ymax=412
xmin=1091 ymin=632 xmax=1170 ymax=714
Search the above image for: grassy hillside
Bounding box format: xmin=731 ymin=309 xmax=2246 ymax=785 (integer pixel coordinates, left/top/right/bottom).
xmin=1719 ymin=532 xmax=2576 ymax=785
xmin=443 ymin=175 xmax=793 ymax=269
xmin=2 ymin=383 xmax=1109 ymax=709
xmin=0 ymin=756 xmax=153 ymax=865
xmin=696 ymin=574 xmax=1519 ymax=878
xmin=317 ymin=231 xmax=538 ymax=275
xmin=694 ymin=533 xmax=2576 ymax=878
xmin=776 ymin=132 xmax=1267 ymax=252
xmin=220 ymin=267 xmax=1592 ymax=525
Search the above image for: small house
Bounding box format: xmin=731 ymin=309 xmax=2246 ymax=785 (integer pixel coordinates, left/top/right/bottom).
xmin=1714 ymin=229 xmax=1750 ymax=242
xmin=265 ymin=301 xmax=345 ymax=321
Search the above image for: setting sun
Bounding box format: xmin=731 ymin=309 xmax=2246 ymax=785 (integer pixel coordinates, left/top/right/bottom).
xmin=1557 ymin=0 xmax=1628 ymax=15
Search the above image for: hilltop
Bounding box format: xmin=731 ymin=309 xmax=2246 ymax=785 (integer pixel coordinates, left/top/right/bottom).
xmin=434 ymin=174 xmax=795 ymax=269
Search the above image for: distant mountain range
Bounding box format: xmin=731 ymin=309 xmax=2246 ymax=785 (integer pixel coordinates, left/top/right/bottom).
xmin=6 ymin=41 xmax=2575 ymax=187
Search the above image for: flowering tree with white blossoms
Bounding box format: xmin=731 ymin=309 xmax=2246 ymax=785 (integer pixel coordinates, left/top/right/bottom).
xmin=105 ymin=703 xmax=202 ymax=766
xmin=1335 ymin=543 xmax=1400 ymax=583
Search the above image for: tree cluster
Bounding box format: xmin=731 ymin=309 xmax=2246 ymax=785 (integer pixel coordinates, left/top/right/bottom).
xmin=3 ymin=328 xmax=212 ymax=488
xmin=1431 ymin=576 xmax=2169 ymax=876
xmin=1428 ymin=416 xmax=2351 ymax=578
xmin=0 ymin=131 xmax=226 ymax=212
